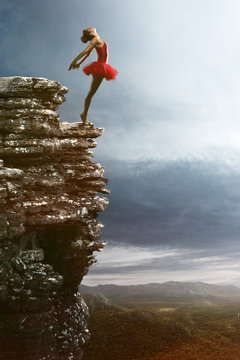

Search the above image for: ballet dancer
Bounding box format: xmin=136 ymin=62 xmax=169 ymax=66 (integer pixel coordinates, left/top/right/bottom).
xmin=68 ymin=27 xmax=118 ymax=124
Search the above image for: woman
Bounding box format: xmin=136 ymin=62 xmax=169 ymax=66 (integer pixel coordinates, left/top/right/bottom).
xmin=68 ymin=27 xmax=118 ymax=124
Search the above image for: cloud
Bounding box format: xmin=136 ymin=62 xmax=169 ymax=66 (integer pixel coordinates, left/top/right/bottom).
xmin=99 ymin=157 xmax=240 ymax=251
xmin=84 ymin=243 xmax=240 ymax=286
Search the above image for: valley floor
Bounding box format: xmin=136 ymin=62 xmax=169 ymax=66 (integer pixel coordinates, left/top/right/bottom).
xmin=82 ymin=296 xmax=240 ymax=360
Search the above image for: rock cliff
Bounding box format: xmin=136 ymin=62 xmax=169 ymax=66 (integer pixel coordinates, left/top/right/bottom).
xmin=0 ymin=76 xmax=109 ymax=360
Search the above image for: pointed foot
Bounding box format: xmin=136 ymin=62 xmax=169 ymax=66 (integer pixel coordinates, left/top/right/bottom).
xmin=80 ymin=113 xmax=94 ymax=126
xmin=80 ymin=113 xmax=88 ymax=124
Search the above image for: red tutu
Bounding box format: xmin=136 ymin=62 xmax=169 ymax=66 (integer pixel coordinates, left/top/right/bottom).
xmin=83 ymin=41 xmax=118 ymax=81
xmin=83 ymin=62 xmax=118 ymax=80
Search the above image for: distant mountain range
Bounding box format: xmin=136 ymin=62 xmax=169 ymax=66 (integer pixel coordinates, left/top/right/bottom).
xmin=80 ymin=281 xmax=240 ymax=301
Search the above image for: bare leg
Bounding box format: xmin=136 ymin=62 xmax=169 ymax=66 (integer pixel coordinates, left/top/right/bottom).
xmin=80 ymin=75 xmax=104 ymax=124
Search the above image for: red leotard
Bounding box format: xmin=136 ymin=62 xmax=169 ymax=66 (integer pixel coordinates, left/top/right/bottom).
xmin=83 ymin=41 xmax=118 ymax=81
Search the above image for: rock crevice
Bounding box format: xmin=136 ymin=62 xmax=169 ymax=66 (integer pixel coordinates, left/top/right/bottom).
xmin=0 ymin=76 xmax=109 ymax=360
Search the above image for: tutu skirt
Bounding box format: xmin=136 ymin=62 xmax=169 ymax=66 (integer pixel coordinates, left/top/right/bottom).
xmin=83 ymin=61 xmax=118 ymax=81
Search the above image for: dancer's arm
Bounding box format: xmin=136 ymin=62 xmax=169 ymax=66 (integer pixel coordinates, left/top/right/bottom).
xmin=68 ymin=41 xmax=96 ymax=70
xmin=70 ymin=49 xmax=94 ymax=69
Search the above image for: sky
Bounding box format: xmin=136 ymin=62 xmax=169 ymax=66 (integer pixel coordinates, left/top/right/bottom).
xmin=2 ymin=0 xmax=240 ymax=286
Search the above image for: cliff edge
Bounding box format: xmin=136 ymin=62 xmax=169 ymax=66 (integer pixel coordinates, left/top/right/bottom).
xmin=0 ymin=76 xmax=109 ymax=360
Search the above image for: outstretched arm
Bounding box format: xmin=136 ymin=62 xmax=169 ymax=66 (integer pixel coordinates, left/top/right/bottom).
xmin=69 ymin=49 xmax=94 ymax=70
xmin=68 ymin=41 xmax=96 ymax=70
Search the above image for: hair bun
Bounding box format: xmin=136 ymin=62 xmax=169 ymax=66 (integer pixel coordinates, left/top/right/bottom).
xmin=81 ymin=29 xmax=94 ymax=43
xmin=81 ymin=35 xmax=88 ymax=43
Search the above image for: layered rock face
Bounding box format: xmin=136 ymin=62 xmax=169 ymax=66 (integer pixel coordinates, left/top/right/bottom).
xmin=0 ymin=77 xmax=109 ymax=359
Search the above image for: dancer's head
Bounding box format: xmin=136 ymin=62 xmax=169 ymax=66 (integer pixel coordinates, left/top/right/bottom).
xmin=81 ymin=27 xmax=97 ymax=43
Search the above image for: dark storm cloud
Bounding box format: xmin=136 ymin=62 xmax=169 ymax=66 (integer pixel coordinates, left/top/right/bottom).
xmin=99 ymin=158 xmax=240 ymax=251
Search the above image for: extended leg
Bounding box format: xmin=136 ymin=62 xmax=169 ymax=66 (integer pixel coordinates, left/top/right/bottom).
xmin=80 ymin=75 xmax=104 ymax=123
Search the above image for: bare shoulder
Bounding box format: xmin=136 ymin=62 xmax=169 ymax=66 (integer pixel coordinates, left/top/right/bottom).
xmin=91 ymin=37 xmax=104 ymax=48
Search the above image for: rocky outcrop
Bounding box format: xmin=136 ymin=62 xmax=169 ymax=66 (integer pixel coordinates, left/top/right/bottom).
xmin=0 ymin=77 xmax=109 ymax=360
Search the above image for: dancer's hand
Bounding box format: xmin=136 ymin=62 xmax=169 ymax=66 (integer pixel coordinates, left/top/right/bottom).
xmin=68 ymin=61 xmax=77 ymax=70
xmin=68 ymin=62 xmax=81 ymax=70
xmin=68 ymin=62 xmax=75 ymax=71
xmin=73 ymin=63 xmax=81 ymax=69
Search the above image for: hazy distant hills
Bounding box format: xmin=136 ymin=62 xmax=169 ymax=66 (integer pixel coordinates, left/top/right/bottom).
xmin=80 ymin=281 xmax=240 ymax=301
